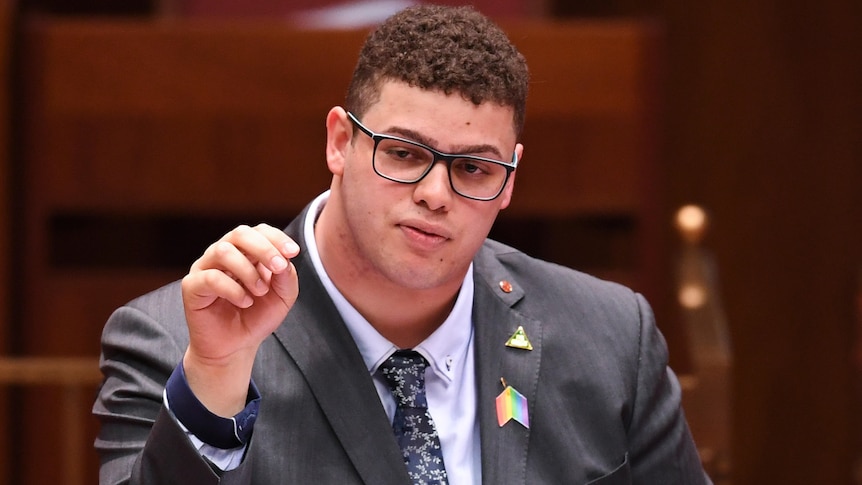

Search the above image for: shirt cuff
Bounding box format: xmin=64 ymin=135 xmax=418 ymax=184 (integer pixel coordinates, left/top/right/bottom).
xmin=165 ymin=361 xmax=260 ymax=449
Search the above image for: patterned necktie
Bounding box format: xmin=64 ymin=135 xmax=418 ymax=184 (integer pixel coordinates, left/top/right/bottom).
xmin=379 ymin=350 xmax=449 ymax=485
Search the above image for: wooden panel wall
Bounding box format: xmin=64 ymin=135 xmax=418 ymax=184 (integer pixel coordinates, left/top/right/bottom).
xmin=0 ymin=1 xmax=13 ymax=483
xmin=656 ymin=2 xmax=862 ymax=484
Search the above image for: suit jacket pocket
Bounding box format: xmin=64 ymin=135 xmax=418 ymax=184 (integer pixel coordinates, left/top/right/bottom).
xmin=584 ymin=454 xmax=630 ymax=485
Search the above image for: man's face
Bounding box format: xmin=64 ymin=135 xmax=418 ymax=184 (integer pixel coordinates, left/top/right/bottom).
xmin=326 ymin=81 xmax=522 ymax=291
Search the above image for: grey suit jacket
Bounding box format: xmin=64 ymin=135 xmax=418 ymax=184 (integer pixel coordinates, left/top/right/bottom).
xmin=94 ymin=205 xmax=710 ymax=485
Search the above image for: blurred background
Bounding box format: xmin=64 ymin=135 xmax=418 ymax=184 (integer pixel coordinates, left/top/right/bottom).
xmin=0 ymin=0 xmax=860 ymax=483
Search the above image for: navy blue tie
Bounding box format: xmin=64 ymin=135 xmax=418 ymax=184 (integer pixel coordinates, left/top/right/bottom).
xmin=379 ymin=350 xmax=449 ymax=485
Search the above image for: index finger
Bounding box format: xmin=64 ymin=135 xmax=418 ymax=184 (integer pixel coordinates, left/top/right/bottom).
xmin=252 ymin=223 xmax=301 ymax=269
xmin=194 ymin=224 xmax=299 ymax=276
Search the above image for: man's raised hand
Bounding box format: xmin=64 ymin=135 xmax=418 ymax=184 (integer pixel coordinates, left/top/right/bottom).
xmin=180 ymin=223 xmax=300 ymax=416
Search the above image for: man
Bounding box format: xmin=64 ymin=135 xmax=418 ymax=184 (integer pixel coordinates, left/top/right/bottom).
xmin=94 ymin=4 xmax=710 ymax=484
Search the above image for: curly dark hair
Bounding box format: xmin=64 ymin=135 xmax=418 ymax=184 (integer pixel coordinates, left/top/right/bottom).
xmin=345 ymin=4 xmax=529 ymax=135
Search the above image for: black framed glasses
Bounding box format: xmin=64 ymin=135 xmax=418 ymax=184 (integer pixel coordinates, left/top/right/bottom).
xmin=347 ymin=112 xmax=518 ymax=201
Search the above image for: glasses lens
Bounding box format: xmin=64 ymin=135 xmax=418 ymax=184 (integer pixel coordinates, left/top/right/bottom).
xmin=374 ymin=138 xmax=435 ymax=182
xmin=450 ymin=158 xmax=508 ymax=200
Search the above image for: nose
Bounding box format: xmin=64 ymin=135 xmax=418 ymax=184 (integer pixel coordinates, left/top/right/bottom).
xmin=412 ymin=160 xmax=454 ymax=211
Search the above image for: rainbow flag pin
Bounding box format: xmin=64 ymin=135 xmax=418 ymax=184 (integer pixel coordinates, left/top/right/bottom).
xmin=496 ymin=378 xmax=529 ymax=428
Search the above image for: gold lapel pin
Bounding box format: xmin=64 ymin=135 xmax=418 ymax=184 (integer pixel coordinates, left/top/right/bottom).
xmin=505 ymin=325 xmax=533 ymax=351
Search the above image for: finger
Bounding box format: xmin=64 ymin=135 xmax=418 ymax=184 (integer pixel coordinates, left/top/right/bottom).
xmin=252 ymin=261 xmax=275 ymax=298
xmin=190 ymin=224 xmax=299 ymax=299
xmin=251 ymin=223 xmax=301 ymax=269
xmin=182 ymin=268 xmax=253 ymax=310
xmin=255 ymin=261 xmax=273 ymax=285
xmin=194 ymin=240 xmax=270 ymax=298
xmin=270 ymin=260 xmax=299 ymax=308
xmin=223 ymin=224 xmax=297 ymax=275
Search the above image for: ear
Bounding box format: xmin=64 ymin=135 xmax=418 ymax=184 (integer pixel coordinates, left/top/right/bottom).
xmin=325 ymin=107 xmax=352 ymax=176
xmin=497 ymin=143 xmax=523 ymax=210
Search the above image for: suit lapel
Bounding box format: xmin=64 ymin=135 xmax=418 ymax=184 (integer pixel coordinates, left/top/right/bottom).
xmin=272 ymin=207 xmax=543 ymax=484
xmin=272 ymin=214 xmax=409 ymax=485
xmin=473 ymin=258 xmax=542 ymax=485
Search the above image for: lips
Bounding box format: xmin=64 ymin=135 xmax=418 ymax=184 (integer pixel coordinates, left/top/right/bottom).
xmin=398 ymin=220 xmax=451 ymax=248
xmin=400 ymin=220 xmax=450 ymax=239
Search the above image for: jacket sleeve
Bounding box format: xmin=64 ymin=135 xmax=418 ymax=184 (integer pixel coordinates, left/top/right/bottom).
xmin=626 ymin=293 xmax=712 ymax=484
xmin=93 ymin=285 xmax=254 ymax=485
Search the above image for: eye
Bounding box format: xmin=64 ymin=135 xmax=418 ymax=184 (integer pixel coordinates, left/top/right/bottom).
xmin=387 ymin=147 xmax=415 ymax=160
xmin=452 ymin=158 xmax=492 ymax=177
xmin=462 ymin=162 xmax=482 ymax=174
xmin=378 ymin=139 xmax=432 ymax=164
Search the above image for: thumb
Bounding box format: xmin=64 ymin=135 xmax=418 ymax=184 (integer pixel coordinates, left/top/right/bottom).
xmin=270 ymin=261 xmax=299 ymax=309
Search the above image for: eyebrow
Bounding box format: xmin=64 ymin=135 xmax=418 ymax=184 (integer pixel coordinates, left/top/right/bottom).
xmin=383 ymin=126 xmax=505 ymax=159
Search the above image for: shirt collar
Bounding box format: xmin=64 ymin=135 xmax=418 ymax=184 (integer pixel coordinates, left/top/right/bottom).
xmin=303 ymin=191 xmax=474 ymax=385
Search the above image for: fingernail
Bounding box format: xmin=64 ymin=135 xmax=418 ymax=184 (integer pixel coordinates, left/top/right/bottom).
xmin=271 ymin=256 xmax=287 ymax=271
xmin=283 ymin=240 xmax=299 ymax=254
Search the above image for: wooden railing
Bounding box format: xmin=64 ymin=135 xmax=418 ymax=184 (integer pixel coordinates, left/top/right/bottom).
xmin=0 ymin=357 xmax=102 ymax=485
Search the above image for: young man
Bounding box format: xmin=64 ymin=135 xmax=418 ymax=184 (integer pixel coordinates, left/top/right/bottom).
xmin=94 ymin=5 xmax=710 ymax=484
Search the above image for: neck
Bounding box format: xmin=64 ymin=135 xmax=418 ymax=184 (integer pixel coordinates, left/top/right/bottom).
xmin=348 ymin=288 xmax=457 ymax=348
xmin=324 ymin=252 xmax=462 ymax=348
xmin=314 ymin=202 xmax=464 ymax=348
